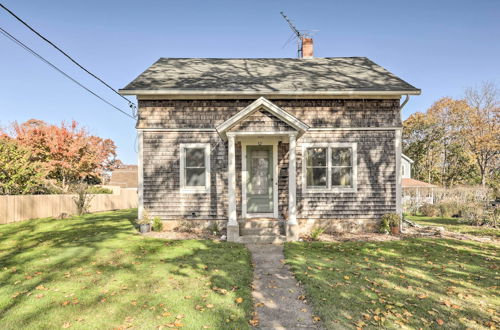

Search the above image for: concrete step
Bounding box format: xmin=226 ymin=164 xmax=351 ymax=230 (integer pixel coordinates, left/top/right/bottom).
xmin=239 ymin=219 xmax=281 ymax=229
xmin=239 ymin=235 xmax=286 ymax=244
xmin=240 ymin=226 xmax=282 ymax=236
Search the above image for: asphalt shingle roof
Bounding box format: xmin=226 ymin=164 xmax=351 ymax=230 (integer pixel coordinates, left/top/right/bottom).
xmin=120 ymin=57 xmax=420 ymax=94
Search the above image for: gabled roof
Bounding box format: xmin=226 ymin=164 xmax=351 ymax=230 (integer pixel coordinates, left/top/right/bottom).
xmin=402 ymin=154 xmax=414 ymax=164
xmin=119 ymin=57 xmax=420 ymax=96
xmin=216 ymin=97 xmax=309 ymax=140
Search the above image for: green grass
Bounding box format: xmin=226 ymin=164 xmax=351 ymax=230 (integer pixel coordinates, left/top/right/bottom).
xmin=406 ymin=215 xmax=500 ymax=238
xmin=0 ymin=209 xmax=253 ymax=329
xmin=285 ymin=239 xmax=499 ymax=329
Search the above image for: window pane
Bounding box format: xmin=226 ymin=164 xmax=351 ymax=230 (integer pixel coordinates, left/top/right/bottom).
xmin=332 ymin=167 xmax=352 ymax=187
xmin=185 ymin=168 xmax=206 ymax=186
xmin=185 ymin=148 xmax=205 ymax=167
xmin=306 ymin=168 xmax=327 ymax=187
xmin=332 ymin=148 xmax=351 ymax=166
xmin=306 ymin=148 xmax=327 ymax=166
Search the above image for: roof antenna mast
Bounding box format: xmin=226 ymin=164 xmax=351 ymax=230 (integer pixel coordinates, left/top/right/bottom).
xmin=280 ymin=11 xmax=314 ymax=58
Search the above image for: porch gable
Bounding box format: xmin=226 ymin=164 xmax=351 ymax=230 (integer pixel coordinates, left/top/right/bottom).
xmin=216 ymin=97 xmax=309 ymax=140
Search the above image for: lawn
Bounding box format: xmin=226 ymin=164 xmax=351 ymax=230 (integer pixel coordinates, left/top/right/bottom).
xmin=285 ymin=239 xmax=499 ymax=329
xmin=0 ymin=209 xmax=254 ymax=329
xmin=406 ymin=215 xmax=500 ymax=238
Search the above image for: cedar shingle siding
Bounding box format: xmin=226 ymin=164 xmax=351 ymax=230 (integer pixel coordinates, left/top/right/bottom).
xmin=137 ymin=99 xmax=401 ymax=129
xmin=141 ymin=99 xmax=399 ymax=226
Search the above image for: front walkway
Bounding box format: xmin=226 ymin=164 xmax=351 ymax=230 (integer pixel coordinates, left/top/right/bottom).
xmin=246 ymin=244 xmax=321 ymax=329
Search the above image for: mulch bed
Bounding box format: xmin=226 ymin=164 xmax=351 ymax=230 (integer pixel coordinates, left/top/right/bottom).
xmin=302 ymin=223 xmax=499 ymax=245
xmin=142 ymin=229 xmax=222 ymax=240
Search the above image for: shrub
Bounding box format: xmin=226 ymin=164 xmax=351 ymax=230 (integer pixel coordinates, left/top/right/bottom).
xmin=207 ymin=222 xmax=221 ymax=236
xmin=310 ymin=227 xmax=325 ymax=241
xmin=72 ymin=182 xmax=94 ymax=215
xmin=419 ymin=203 xmax=440 ymax=217
xmin=437 ymin=202 xmax=461 ymax=218
xmin=177 ymin=220 xmax=196 ymax=233
xmin=381 ymin=213 xmax=401 ymax=228
xmin=379 ymin=217 xmax=390 ymax=234
xmin=137 ymin=209 xmax=151 ymax=225
xmin=86 ymin=186 xmax=113 ymax=194
xmin=152 ymin=217 xmax=163 ymax=231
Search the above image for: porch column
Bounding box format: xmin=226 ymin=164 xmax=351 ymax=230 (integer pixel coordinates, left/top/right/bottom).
xmin=226 ymin=133 xmax=239 ymax=242
xmin=287 ymin=133 xmax=299 ymax=241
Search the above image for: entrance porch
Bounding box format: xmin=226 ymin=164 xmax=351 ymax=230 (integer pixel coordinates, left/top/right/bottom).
xmin=226 ymin=132 xmax=298 ymax=242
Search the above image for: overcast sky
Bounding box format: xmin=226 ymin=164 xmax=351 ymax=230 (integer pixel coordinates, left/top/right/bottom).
xmin=1 ymin=0 xmax=498 ymax=164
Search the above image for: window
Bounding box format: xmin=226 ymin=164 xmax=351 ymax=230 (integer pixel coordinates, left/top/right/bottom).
xmin=303 ymin=143 xmax=357 ymax=192
xmin=180 ymin=143 xmax=210 ymax=193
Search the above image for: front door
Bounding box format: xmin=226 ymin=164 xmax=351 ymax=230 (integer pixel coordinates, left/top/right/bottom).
xmin=246 ymin=145 xmax=273 ymax=214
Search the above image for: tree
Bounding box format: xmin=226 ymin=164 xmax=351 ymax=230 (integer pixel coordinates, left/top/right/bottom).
xmin=0 ymin=138 xmax=47 ymax=195
xmin=4 ymin=119 xmax=121 ymax=192
xmin=461 ymin=81 xmax=500 ymax=186
xmin=403 ymin=112 xmax=442 ymax=183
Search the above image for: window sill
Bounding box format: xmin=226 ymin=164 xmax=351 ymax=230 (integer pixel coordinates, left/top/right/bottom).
xmin=303 ymin=187 xmax=357 ymax=194
xmin=180 ymin=187 xmax=210 ymax=194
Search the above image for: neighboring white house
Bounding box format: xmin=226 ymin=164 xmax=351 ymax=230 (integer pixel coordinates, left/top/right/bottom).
xmin=401 ymin=154 xmax=413 ymax=179
xmin=401 ymin=154 xmax=437 ymax=209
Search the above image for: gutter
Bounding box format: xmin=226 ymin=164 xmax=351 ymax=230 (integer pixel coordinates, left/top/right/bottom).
xmin=118 ymin=89 xmax=422 ymax=97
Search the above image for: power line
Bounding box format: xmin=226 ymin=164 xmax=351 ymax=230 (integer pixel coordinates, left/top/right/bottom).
xmin=0 ymin=3 xmax=136 ymax=112
xmin=0 ymin=25 xmax=135 ymax=120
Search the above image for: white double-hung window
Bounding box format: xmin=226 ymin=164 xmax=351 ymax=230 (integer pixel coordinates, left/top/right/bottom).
xmin=180 ymin=143 xmax=211 ymax=193
xmin=303 ymin=143 xmax=357 ymax=193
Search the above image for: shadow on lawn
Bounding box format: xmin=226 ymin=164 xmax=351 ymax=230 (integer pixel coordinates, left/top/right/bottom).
xmin=285 ymin=238 xmax=498 ymax=329
xmin=0 ymin=209 xmax=253 ymax=329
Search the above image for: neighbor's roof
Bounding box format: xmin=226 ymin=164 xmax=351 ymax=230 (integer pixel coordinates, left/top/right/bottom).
xmin=402 ymin=178 xmax=437 ymax=188
xmin=119 ymin=57 xmax=420 ymax=96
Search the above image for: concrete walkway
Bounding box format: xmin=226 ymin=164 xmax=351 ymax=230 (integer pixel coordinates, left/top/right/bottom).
xmin=246 ymin=244 xmax=322 ymax=330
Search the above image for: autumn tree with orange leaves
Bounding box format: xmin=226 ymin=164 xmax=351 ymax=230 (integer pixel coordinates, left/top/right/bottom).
xmin=403 ymin=82 xmax=499 ymax=188
xmin=2 ymin=119 xmax=121 ymax=193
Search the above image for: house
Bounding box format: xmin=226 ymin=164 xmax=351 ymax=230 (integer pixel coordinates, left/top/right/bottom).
xmin=401 ymin=154 xmax=414 ymax=179
xmin=108 ymin=165 xmax=138 ymax=188
xmin=119 ymin=48 xmax=420 ymax=242
xmin=401 ymin=154 xmax=437 ymax=208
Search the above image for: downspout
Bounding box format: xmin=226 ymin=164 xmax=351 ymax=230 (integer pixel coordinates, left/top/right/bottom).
xmin=400 ymin=94 xmax=410 ymax=111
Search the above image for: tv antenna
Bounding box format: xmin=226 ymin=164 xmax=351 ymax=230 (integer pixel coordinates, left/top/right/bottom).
xmin=280 ymin=11 xmax=316 ymax=58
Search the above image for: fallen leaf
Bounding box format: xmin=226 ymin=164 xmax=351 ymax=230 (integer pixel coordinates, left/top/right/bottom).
xmin=437 ymin=319 xmax=444 ymax=326
xmin=62 ymin=322 xmax=71 ymax=328
xmin=235 ymin=297 xmax=244 ymax=304
xmin=206 ymin=304 xmax=214 ymax=309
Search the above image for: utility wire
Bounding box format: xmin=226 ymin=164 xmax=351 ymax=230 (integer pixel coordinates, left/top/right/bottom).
xmin=0 ymin=3 xmax=136 ymax=112
xmin=0 ymin=26 xmax=135 ymax=120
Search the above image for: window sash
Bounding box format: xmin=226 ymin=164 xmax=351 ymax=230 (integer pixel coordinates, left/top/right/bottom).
xmin=180 ymin=144 xmax=210 ymax=193
xmin=305 ymin=145 xmax=355 ymax=190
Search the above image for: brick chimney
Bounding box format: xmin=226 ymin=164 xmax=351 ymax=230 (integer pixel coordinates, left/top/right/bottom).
xmin=301 ymin=37 xmax=313 ymax=58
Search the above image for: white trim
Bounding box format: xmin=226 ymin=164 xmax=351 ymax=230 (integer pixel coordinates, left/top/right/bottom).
xmin=137 ymin=128 xmax=217 ymax=132
xmin=179 ymin=143 xmax=211 ymax=194
xmin=136 ymin=94 xmax=407 ymax=101
xmin=301 ymin=142 xmax=358 ymax=194
xmin=395 ymin=129 xmax=402 ymax=215
xmin=288 ymin=133 xmax=297 ymax=225
xmin=121 ymin=90 xmax=421 ymax=96
xmin=230 ymin=131 xmax=297 ymax=137
xmin=401 ymin=153 xmax=414 ymax=164
xmin=137 ymin=131 xmax=144 ymax=219
xmin=136 ymin=127 xmax=401 ymax=132
xmin=309 ymin=127 xmax=400 ymax=131
xmin=216 ymin=97 xmax=309 ymax=140
xmin=241 ymin=137 xmax=279 ymax=219
xmin=227 ymin=135 xmax=237 ymax=226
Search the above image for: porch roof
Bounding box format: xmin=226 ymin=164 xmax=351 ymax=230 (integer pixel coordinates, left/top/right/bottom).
xmin=216 ymin=97 xmax=309 ymax=140
xmin=402 ymin=178 xmax=437 ymax=188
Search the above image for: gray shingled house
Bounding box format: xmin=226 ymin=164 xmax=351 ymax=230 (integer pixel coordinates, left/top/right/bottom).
xmin=120 ymin=56 xmax=420 ymax=243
